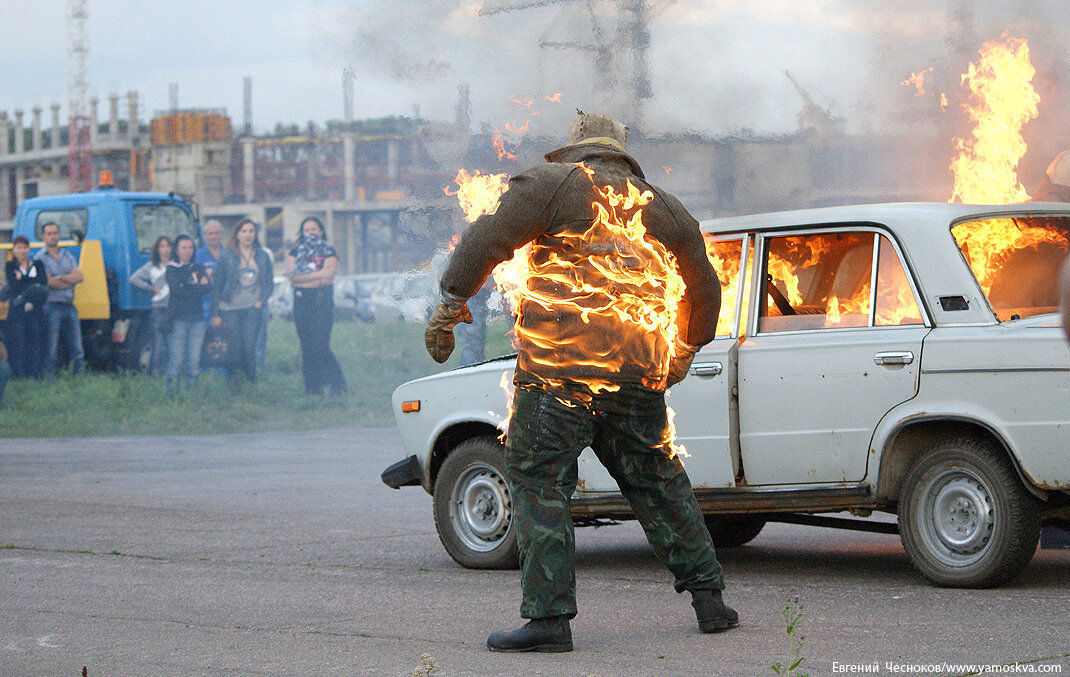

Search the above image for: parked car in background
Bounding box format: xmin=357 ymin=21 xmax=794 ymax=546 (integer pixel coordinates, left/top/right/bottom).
xmin=383 ymin=202 xmax=1070 ymax=588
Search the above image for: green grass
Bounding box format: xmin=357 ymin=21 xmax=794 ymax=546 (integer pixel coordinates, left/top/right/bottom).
xmin=0 ymin=317 xmax=515 ymax=438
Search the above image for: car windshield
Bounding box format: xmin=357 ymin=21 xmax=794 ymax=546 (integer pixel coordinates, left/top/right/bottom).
xmin=132 ymin=203 xmax=198 ymax=255
xmin=951 ymin=215 xmax=1070 ymax=322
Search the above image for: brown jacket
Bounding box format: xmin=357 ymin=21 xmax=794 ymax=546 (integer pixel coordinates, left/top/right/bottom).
xmin=440 ymin=143 xmax=720 ymax=390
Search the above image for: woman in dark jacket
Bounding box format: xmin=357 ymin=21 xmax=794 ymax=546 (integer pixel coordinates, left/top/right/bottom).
xmin=165 ymin=235 xmax=211 ymax=389
xmin=4 ymin=235 xmax=49 ymax=378
xmin=211 ymin=219 xmax=274 ymax=383
xmin=286 ymin=217 xmax=347 ymax=396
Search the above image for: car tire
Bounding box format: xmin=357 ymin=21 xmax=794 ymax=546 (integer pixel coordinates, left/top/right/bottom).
xmin=897 ymin=437 xmax=1041 ymax=588
xmin=433 ymin=436 xmax=519 ymax=570
xmin=704 ymin=514 xmax=766 ymax=548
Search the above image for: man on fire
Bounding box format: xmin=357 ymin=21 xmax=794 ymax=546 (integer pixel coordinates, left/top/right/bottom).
xmin=425 ymin=111 xmax=737 ymax=652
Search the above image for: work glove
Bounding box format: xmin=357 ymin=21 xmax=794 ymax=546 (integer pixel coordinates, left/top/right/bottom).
xmin=425 ymin=301 xmax=473 ymax=363
xmin=665 ymin=337 xmax=699 ymax=388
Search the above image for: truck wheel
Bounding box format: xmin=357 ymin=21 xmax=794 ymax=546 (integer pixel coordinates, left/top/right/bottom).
xmin=433 ymin=437 xmax=519 ymax=570
xmin=898 ymin=437 xmax=1041 ymax=588
xmin=704 ymin=514 xmax=766 ymax=548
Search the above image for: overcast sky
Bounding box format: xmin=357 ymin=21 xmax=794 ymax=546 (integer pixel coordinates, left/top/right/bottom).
xmin=0 ymin=1 xmax=1066 ymax=140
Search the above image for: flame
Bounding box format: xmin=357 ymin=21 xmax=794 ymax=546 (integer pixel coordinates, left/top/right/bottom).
xmin=703 ymin=237 xmax=742 ymax=336
xmin=488 ymin=164 xmax=685 ymax=398
xmin=952 ymin=217 xmax=1068 ymax=299
xmin=493 ymin=130 xmax=519 ymax=161
xmin=545 ymin=93 xmax=563 ymax=103
xmin=949 ymin=36 xmax=1039 ymax=204
xmin=508 ymin=95 xmax=535 ymax=109
xmin=445 ymin=168 xmax=509 ymax=223
xmin=504 ymin=121 xmax=530 ymax=135
xmin=940 ymin=92 xmax=950 ymax=111
xmin=901 ymin=67 xmax=933 ymax=96
xmin=662 ymin=166 xmax=674 ymax=174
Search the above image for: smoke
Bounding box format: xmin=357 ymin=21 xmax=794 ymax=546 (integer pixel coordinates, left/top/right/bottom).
xmin=312 ymin=0 xmax=1069 ymax=154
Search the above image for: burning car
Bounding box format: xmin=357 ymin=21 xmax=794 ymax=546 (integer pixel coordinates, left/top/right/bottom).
xmin=383 ymin=201 xmax=1070 ymax=588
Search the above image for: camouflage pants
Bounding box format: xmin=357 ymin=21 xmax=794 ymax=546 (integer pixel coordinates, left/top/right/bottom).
xmin=505 ymin=383 xmax=725 ymax=620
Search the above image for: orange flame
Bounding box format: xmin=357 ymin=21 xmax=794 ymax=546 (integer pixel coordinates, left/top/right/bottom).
xmin=493 ymin=130 xmax=519 ymax=161
xmin=662 ymin=166 xmax=674 ymax=174
xmin=940 ymin=92 xmax=950 ymax=111
xmin=545 ymin=93 xmax=563 ymax=103
xmin=445 ymin=168 xmax=510 ymax=223
xmin=490 ymin=164 xmax=686 ymax=398
xmin=508 ymin=95 xmax=535 ymax=109
xmin=504 ymin=121 xmax=530 ymax=135
xmin=901 ymin=67 xmax=933 ymax=96
xmin=949 ymin=36 xmax=1039 ymax=204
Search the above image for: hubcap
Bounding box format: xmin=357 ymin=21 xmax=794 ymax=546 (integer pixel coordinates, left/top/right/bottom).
xmin=451 ymin=462 xmax=512 ymax=552
xmin=917 ymin=468 xmax=995 ymax=567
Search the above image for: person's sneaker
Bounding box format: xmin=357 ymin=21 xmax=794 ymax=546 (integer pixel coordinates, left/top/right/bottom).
xmin=691 ymin=589 xmax=739 ymax=633
xmin=487 ymin=617 xmax=573 ymax=653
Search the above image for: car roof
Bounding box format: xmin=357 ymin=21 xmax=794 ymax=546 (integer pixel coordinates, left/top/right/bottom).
xmin=20 ymin=190 xmax=187 ymax=209
xmin=699 ymin=201 xmax=1070 ymax=236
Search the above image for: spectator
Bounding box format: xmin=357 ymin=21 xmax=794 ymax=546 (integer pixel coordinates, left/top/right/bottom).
xmin=166 ymin=235 xmax=211 ymax=390
xmin=0 ymin=328 xmax=9 ymax=407
xmin=4 ymin=235 xmax=48 ymax=378
xmin=35 ymin=222 xmax=85 ymax=376
xmin=129 ymin=236 xmax=172 ymax=376
xmin=195 ymin=219 xmax=224 ymax=321
xmin=286 ymin=216 xmax=347 ymax=396
xmin=211 ymin=219 xmax=274 ymax=384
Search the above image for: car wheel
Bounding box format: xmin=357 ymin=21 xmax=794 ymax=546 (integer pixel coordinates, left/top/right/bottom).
xmin=898 ymin=437 xmax=1041 ymax=588
xmin=704 ymin=514 xmax=766 ymax=548
xmin=433 ymin=437 xmax=519 ymax=570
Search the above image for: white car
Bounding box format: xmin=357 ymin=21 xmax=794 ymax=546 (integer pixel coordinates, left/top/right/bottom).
xmin=382 ymin=202 xmax=1070 ymax=588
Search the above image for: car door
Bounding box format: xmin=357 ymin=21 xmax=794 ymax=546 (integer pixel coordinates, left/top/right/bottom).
xmin=574 ymin=234 xmax=749 ymax=492
xmin=666 ymin=234 xmax=750 ymax=488
xmin=736 ymin=228 xmax=930 ymax=485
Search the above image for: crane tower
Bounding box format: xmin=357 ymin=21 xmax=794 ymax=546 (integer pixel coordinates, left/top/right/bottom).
xmin=67 ymin=0 xmax=92 ymax=192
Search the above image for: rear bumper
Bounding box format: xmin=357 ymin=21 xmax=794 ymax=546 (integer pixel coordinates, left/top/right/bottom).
xmin=381 ymin=455 xmax=423 ymax=489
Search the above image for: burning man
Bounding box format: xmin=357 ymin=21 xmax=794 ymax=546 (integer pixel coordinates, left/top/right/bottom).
xmin=425 ymin=111 xmax=736 ymax=652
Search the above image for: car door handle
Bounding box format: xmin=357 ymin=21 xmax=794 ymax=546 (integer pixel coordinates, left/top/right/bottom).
xmin=690 ymin=361 xmax=723 ymax=377
xmin=874 ymin=351 xmax=914 ymax=366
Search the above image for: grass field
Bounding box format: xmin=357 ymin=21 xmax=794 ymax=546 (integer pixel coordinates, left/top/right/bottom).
xmin=0 ymin=318 xmax=515 ymax=438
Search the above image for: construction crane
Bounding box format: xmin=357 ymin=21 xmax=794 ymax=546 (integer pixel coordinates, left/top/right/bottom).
xmin=479 ymin=0 xmax=665 ymax=131
xmin=784 ymin=70 xmax=843 ymax=138
xmin=67 ymin=0 xmax=92 ymax=192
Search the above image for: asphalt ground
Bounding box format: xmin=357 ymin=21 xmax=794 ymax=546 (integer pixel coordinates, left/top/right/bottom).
xmin=0 ymin=428 xmax=1067 ymax=676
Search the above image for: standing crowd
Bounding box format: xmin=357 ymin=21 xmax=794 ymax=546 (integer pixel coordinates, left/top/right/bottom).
xmin=0 ymin=216 xmax=348 ymax=404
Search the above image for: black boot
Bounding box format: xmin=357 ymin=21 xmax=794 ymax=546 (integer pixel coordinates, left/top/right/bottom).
xmin=487 ymin=616 xmax=573 ymax=653
xmin=691 ymin=589 xmax=739 ymax=633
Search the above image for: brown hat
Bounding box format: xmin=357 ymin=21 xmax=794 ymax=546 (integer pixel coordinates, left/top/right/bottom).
xmin=566 ymin=110 xmax=628 ymax=152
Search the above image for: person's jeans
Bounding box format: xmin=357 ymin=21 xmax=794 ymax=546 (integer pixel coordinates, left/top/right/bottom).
xmin=167 ymin=319 xmax=207 ymax=384
xmin=220 ymin=307 xmax=262 ymax=383
xmin=6 ymin=307 xmax=45 ymax=378
xmin=293 ymin=286 xmax=347 ymax=395
xmin=254 ymin=304 xmax=270 ymax=369
xmin=148 ymin=306 xmax=170 ymax=376
xmin=44 ymin=302 xmax=84 ymax=376
xmin=0 ymin=359 xmax=10 ymax=406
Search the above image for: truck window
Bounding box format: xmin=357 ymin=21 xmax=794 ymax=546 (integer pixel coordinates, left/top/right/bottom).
xmin=951 ymin=215 xmax=1070 ymax=322
xmin=35 ymin=209 xmax=89 ymax=240
xmin=132 ymin=204 xmax=197 ymax=255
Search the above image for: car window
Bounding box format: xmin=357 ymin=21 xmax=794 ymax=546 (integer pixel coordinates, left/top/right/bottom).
xmin=35 ymin=209 xmax=89 ymax=240
xmin=132 ymin=203 xmax=198 ymax=255
xmin=951 ymin=216 xmax=1070 ymax=322
xmin=874 ymin=235 xmax=923 ymax=326
xmin=703 ymin=236 xmax=746 ymax=337
xmin=759 ymin=231 xmax=874 ymax=333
